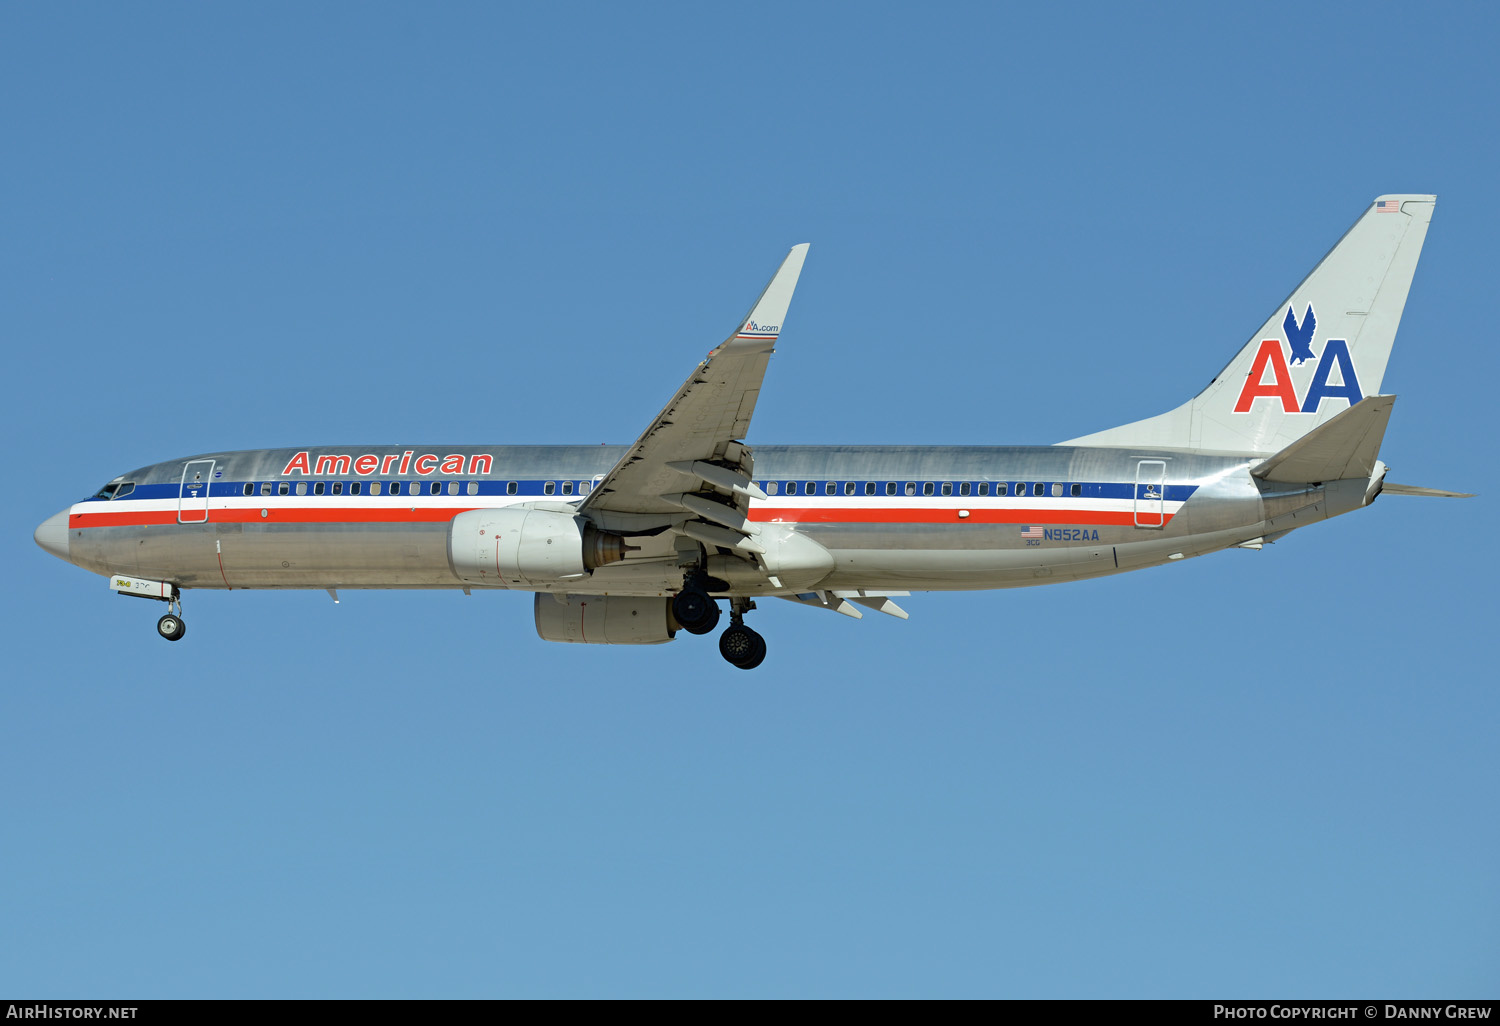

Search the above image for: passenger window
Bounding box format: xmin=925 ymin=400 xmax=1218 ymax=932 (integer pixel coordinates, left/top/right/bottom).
xmin=886 ymin=482 xmax=897 ymax=496
xmin=765 ymin=481 xmax=779 ymax=496
xmin=467 ymin=482 xmax=479 ymax=496
xmin=371 ymin=482 xmax=382 ymax=496
xmin=1033 ymin=483 xmax=1044 ymax=496
xmin=905 ymin=482 xmax=916 ymax=496
xmin=959 ymin=482 xmax=970 ymax=496
xmin=826 ymin=482 xmax=836 ymax=496
xmin=1051 ymin=483 xmax=1063 ymax=497
xmin=786 ymin=482 xmax=798 ymax=495
xmin=1071 ymin=483 xmax=1082 ymax=497
xmin=544 ymin=482 xmax=555 ymax=495
xmin=978 ymin=483 xmax=989 ymax=496
xmin=278 ymin=483 xmax=290 ymax=496
xmin=408 ymin=481 xmax=420 ymax=496
xmin=447 ymin=481 xmax=458 ymax=496
xmin=922 ymin=482 xmax=934 ymax=496
xmin=333 ymin=482 xmax=343 ymax=495
xmin=805 ymin=482 xmax=815 ymax=494
xmin=562 ymin=481 xmax=574 ymax=495
xmin=243 ymin=483 xmax=254 ymax=497
xmin=295 ymin=482 xmax=307 ymax=496
xmin=261 ymin=483 xmax=272 ymax=496
xmin=314 ymin=482 xmax=325 ymax=496
xmin=579 ymin=482 xmax=590 ymax=494
xmin=430 ymin=481 xmax=441 ymax=495
xmin=845 ymin=481 xmax=855 ymax=495
xmin=941 ymin=482 xmax=953 ymax=496
xmin=506 ymin=482 xmax=518 ymax=495
xmin=351 ymin=482 xmax=362 ymax=495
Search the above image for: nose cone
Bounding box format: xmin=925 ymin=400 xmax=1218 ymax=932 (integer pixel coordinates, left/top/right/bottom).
xmin=34 ymin=509 xmax=71 ymax=562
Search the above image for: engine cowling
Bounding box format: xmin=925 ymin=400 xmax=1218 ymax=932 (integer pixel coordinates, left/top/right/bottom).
xmin=534 ymin=594 xmax=677 ymax=645
xmin=448 ymin=508 xmax=631 ymax=586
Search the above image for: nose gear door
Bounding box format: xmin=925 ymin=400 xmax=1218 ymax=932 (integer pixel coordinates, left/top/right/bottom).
xmin=178 ymin=460 xmax=215 ymax=523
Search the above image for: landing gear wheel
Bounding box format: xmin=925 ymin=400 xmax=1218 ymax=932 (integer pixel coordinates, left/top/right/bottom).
xmin=156 ymin=613 xmax=186 ymax=642
xmin=673 ymin=588 xmax=720 ymax=635
xmin=719 ymin=624 xmax=766 ymax=669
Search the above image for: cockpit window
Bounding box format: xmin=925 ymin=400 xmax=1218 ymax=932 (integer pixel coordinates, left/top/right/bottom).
xmin=93 ymin=481 xmax=136 ymax=500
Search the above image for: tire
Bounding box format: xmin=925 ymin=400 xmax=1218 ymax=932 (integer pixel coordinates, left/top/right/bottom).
xmin=673 ymin=588 xmax=720 ymax=635
xmin=719 ymin=625 xmax=766 ymax=669
xmin=156 ymin=614 xmax=186 ymax=642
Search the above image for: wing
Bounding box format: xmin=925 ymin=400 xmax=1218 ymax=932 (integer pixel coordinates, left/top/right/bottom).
xmin=578 ymin=244 xmax=809 ymax=546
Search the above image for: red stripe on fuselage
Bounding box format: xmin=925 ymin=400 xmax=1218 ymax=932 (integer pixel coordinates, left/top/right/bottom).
xmin=747 ymin=507 xmax=1174 ymax=526
xmin=70 ymin=507 xmax=483 ymax=528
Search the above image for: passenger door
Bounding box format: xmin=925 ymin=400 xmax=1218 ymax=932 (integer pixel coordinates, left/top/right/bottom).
xmin=178 ymin=460 xmax=215 ymax=523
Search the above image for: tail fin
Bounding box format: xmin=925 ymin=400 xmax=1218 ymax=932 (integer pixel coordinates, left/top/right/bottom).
xmin=1064 ymin=195 xmax=1435 ymax=453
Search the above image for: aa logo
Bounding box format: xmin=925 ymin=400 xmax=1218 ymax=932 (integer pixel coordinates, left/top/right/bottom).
xmin=1233 ymin=304 xmax=1363 ymax=414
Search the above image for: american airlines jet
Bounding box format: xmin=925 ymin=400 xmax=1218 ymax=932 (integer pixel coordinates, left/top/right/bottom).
xmin=34 ymin=195 xmax=1468 ymax=668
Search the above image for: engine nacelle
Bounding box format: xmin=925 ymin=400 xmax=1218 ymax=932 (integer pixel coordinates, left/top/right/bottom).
xmin=448 ymin=508 xmax=632 ymax=586
xmin=534 ymin=594 xmax=677 ymax=645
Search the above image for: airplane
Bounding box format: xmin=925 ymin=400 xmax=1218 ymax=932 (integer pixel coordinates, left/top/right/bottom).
xmin=33 ymin=195 xmax=1471 ymax=669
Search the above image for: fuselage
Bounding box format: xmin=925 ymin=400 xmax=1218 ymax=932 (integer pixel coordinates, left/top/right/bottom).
xmin=37 ymin=442 xmax=1369 ymax=596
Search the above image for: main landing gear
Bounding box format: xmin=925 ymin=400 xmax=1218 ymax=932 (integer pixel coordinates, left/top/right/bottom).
xmin=673 ymin=576 xmax=766 ymax=669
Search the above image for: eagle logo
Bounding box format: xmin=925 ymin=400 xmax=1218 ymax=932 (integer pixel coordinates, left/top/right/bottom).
xmin=1284 ymin=304 xmax=1317 ymax=366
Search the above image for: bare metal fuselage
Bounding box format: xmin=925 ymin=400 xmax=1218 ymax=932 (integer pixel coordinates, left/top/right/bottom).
xmin=50 ymin=442 xmax=1370 ymax=597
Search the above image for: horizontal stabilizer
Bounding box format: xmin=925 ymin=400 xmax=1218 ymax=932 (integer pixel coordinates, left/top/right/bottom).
xmin=1381 ymin=482 xmax=1475 ymax=498
xmin=1252 ymin=395 xmax=1394 ymax=483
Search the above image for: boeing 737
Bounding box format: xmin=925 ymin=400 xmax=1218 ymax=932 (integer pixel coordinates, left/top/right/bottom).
xmin=34 ymin=195 xmax=1469 ymax=668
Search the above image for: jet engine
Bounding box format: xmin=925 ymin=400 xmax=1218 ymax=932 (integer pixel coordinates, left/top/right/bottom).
xmin=447 ymin=508 xmax=632 ymax=587
xmin=534 ymin=594 xmax=677 ymax=645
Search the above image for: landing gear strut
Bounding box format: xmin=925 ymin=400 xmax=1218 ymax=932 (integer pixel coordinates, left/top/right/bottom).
xmin=155 ymin=592 xmax=186 ymax=642
xmin=718 ymin=598 xmax=766 ymax=670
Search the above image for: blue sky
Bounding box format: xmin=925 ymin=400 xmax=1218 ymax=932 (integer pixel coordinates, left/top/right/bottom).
xmin=4 ymin=2 xmax=1496 ymax=998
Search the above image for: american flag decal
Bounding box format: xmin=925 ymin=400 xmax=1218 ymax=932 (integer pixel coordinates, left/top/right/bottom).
xmin=1020 ymin=526 xmax=1044 ymax=539
xmin=1377 ymin=200 xmax=1400 ymax=213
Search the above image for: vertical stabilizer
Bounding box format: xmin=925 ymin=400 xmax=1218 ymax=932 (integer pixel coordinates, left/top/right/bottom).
xmin=1063 ymin=195 xmax=1435 ymax=453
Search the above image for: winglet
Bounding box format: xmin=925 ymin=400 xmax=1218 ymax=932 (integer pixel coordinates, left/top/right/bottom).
xmin=724 ymin=244 xmax=809 ymax=348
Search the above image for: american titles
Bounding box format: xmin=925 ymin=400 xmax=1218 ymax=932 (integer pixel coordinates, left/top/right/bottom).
xmin=280 ymin=451 xmax=494 ymax=477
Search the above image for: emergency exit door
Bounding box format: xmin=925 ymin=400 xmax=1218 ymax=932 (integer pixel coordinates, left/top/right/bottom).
xmin=1134 ymin=460 xmax=1166 ymax=528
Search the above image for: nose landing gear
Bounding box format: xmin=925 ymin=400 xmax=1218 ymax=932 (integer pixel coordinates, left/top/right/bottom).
xmin=156 ymin=612 xmax=186 ymax=642
xmin=154 ymin=590 xmax=187 ymax=641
